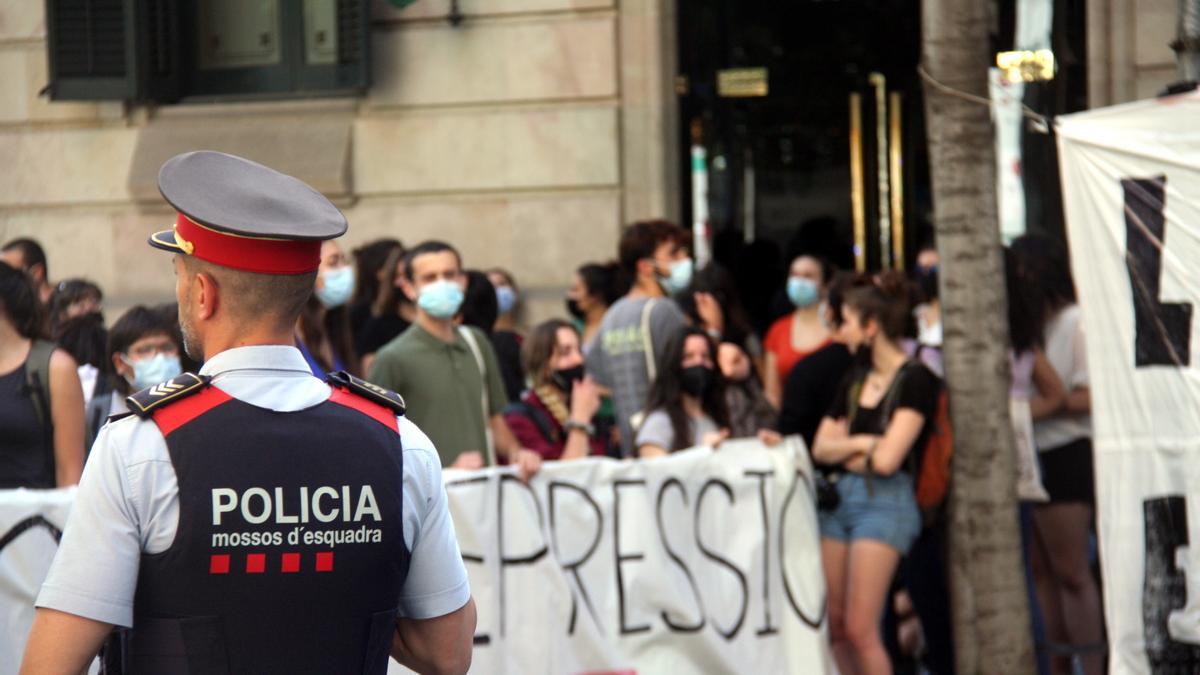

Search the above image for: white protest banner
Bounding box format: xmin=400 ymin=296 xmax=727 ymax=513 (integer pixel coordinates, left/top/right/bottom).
xmin=394 ymin=437 xmax=833 ymax=675
xmin=1057 ymin=90 xmax=1200 ymax=674
xmin=0 ymin=488 xmax=76 ymax=675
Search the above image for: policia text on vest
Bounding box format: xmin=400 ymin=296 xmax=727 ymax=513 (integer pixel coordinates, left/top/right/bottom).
xmin=211 ymin=485 xmax=384 ymax=549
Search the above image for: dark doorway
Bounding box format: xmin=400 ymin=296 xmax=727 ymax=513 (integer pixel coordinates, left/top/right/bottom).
xmin=677 ymin=0 xmax=932 ymax=332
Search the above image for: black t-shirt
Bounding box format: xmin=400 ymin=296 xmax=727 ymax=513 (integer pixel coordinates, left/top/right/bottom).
xmin=356 ymin=314 xmax=410 ymax=357
xmin=828 ymin=362 xmax=939 ymax=439
xmin=491 ymin=330 xmax=525 ymax=403
xmin=779 ymin=342 xmax=852 ymax=449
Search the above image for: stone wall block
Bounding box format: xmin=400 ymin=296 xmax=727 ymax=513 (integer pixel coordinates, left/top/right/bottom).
xmin=354 ymin=106 xmax=618 ymax=194
xmin=369 ymin=16 xmax=616 ymax=107
xmin=0 ymin=128 xmax=137 ymax=206
xmin=0 ymin=1 xmax=45 ymax=43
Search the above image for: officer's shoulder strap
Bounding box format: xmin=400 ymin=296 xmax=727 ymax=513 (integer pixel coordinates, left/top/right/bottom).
xmin=327 ymin=371 xmax=406 ymax=415
xmin=125 ymin=373 xmax=212 ymax=419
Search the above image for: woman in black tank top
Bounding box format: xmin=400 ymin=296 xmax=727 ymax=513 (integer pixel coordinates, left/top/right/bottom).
xmin=0 ymin=262 xmax=85 ymax=488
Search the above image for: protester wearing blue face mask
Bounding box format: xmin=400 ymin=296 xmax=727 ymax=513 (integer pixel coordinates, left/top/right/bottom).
xmin=763 ymin=254 xmax=834 ymax=408
xmin=98 ymin=306 xmax=185 ymax=444
xmin=296 ymin=241 xmax=359 ymax=378
xmin=585 ymin=220 xmax=691 ymax=458
xmin=368 ymin=240 xmax=543 ymax=479
xmin=486 ymin=268 xmax=526 ymax=403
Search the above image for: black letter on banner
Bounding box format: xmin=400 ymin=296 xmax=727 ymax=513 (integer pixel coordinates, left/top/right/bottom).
xmin=779 ymin=470 xmax=824 ymax=628
xmin=696 ymin=479 xmax=748 ymax=640
xmin=547 ymin=480 xmax=604 ymax=635
xmin=446 ymin=476 xmax=491 ymax=646
xmin=1123 ymin=176 xmax=1192 ymax=367
xmin=745 ymin=470 xmax=778 ymax=636
xmin=498 ymin=474 xmax=548 ymax=639
xmin=655 ymin=478 xmax=706 ymax=632
xmin=1142 ymin=495 xmax=1200 ymax=673
xmin=613 ymin=480 xmax=652 ymax=635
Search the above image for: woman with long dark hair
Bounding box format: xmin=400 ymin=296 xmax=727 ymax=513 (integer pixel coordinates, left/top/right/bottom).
xmin=0 ymin=262 xmax=85 ymax=487
xmin=357 ymin=245 xmax=415 ymax=373
xmin=1011 ymin=233 xmax=1103 ymax=675
xmin=812 ymin=272 xmax=939 ymax=675
xmin=348 ymin=238 xmax=403 ymax=347
xmin=296 ymin=240 xmax=358 ymax=377
xmin=567 ymin=261 xmax=621 ymax=352
xmin=503 ymin=319 xmax=606 ymax=460
xmin=635 ymin=327 xmax=731 ymax=456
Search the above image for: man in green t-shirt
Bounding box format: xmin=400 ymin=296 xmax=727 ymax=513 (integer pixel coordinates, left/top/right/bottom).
xmin=369 ymin=241 xmax=541 ymax=479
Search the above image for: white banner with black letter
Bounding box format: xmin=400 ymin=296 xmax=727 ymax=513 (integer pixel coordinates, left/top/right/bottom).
xmin=401 ymin=437 xmax=833 ymax=675
xmin=0 ymin=446 xmax=830 ymax=675
xmin=1057 ymin=90 xmax=1200 ymax=674
xmin=0 ymin=488 xmax=77 ymax=675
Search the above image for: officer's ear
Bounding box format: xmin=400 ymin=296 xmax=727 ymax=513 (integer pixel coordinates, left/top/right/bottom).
xmin=192 ymin=270 xmax=219 ymax=321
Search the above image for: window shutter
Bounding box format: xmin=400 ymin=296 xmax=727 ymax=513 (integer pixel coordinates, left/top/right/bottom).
xmin=334 ymin=0 xmax=370 ymax=89
xmin=134 ymin=0 xmax=182 ymax=102
xmin=44 ymin=0 xmax=137 ymax=100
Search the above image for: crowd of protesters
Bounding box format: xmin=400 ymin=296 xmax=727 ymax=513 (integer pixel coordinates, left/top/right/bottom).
xmin=0 ymin=220 xmax=1101 ymax=674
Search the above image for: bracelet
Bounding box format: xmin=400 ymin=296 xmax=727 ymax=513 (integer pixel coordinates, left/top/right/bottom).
xmin=564 ymin=420 xmax=595 ymax=436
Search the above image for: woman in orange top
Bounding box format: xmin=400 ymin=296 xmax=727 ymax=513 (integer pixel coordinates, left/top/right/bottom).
xmin=763 ymin=254 xmax=833 ymax=406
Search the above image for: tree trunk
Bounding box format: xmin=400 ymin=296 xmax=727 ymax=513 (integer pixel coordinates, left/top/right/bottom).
xmin=921 ymin=2 xmax=1036 ymax=673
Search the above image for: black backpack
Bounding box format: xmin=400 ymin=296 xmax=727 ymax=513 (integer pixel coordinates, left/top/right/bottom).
xmin=503 ymin=400 xmax=559 ymax=444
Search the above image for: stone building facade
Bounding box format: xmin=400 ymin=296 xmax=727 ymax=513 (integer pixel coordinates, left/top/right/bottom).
xmin=0 ymin=0 xmax=678 ymax=322
xmin=0 ymin=0 xmax=1184 ymax=320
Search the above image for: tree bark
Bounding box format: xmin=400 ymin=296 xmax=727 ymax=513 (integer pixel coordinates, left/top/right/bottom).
xmin=921 ymin=2 xmax=1036 ymax=673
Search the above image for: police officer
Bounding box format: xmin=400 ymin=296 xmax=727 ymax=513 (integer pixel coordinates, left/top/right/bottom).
xmin=21 ymin=151 xmax=476 ymax=674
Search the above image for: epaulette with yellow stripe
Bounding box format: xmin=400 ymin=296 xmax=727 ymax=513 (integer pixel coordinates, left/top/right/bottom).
xmin=125 ymin=373 xmax=211 ymax=418
xmin=327 ymin=371 xmax=406 ymax=415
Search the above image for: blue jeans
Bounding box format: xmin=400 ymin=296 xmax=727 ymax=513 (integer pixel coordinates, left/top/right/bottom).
xmin=818 ymin=472 xmax=921 ymax=555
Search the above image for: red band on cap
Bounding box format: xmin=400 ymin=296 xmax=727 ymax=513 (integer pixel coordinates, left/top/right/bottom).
xmin=175 ymin=214 xmax=321 ymax=274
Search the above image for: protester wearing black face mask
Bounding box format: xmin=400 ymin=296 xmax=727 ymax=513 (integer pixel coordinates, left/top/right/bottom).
xmin=636 ymin=327 xmax=733 ymax=457
xmin=502 ymin=319 xmax=607 ymax=460
xmin=566 ymin=261 xmax=621 ymax=354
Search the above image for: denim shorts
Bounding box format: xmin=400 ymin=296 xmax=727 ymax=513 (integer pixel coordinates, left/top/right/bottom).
xmin=818 ymin=472 xmax=921 ymax=555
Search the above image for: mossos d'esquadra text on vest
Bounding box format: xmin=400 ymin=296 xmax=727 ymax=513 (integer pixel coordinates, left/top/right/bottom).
xmin=210 ymin=485 xmax=384 ymax=548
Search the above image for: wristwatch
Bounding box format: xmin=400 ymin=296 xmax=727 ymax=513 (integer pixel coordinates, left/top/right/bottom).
xmin=563 ymin=419 xmax=595 ymax=436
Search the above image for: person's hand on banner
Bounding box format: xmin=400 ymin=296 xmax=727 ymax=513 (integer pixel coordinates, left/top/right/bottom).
xmin=702 ymin=428 xmax=730 ymax=449
xmin=453 ymin=451 xmax=485 ymax=470
xmin=513 ymin=448 xmax=542 ymax=482
xmin=757 ymin=429 xmax=783 ymax=447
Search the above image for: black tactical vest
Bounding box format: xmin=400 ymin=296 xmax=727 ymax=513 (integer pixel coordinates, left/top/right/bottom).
xmin=122 ymin=374 xmax=410 ymax=674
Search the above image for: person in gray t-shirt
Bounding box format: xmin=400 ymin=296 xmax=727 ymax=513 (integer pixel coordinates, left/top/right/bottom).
xmin=586 ymin=221 xmax=691 ymax=456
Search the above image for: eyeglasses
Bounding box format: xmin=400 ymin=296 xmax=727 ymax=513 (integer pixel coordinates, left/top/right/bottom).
xmin=126 ymin=341 xmax=179 ymax=360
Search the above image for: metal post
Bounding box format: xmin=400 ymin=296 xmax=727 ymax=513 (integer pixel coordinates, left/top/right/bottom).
xmin=849 ymin=93 xmax=867 ymax=272
xmin=870 ymin=73 xmax=891 ymax=269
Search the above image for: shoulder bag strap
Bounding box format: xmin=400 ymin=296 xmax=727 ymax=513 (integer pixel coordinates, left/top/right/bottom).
xmin=25 ymin=340 xmax=57 ymax=476
xmin=641 ymin=299 xmax=658 ymax=381
xmin=458 ymin=327 xmax=496 ymax=466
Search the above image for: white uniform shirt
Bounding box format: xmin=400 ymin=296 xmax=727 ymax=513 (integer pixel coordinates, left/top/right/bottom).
xmin=36 ymin=345 xmax=470 ymax=627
